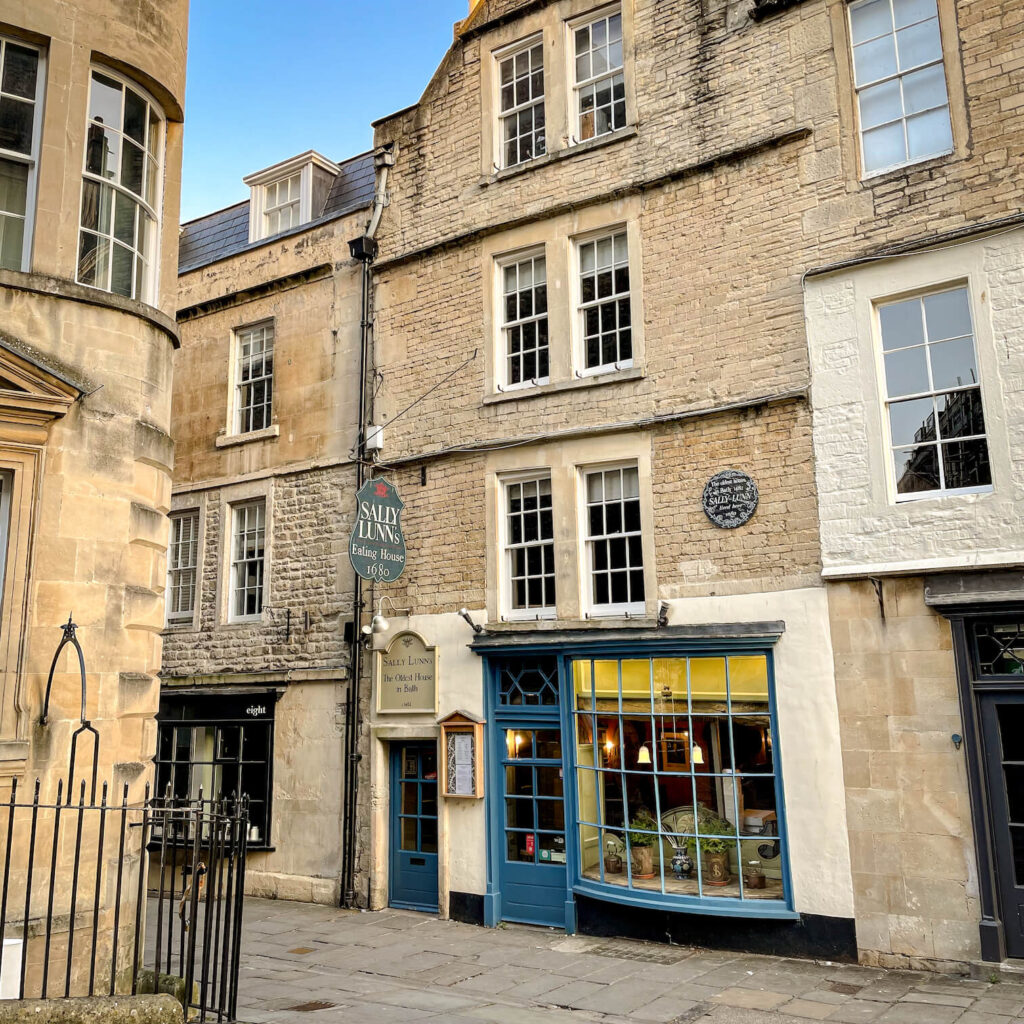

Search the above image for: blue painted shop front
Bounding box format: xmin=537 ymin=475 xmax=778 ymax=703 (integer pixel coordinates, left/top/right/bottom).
xmin=479 ymin=631 xmax=800 ymax=936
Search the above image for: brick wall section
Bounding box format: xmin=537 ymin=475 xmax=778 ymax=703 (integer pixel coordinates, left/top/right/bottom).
xmin=161 ymin=464 xmax=356 ymax=678
xmin=653 ymin=400 xmax=821 ymax=598
xmin=828 ymin=578 xmax=978 ymax=967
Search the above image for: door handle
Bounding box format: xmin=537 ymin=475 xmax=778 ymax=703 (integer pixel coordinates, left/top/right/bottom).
xmin=410 ymin=857 xmax=426 ymax=866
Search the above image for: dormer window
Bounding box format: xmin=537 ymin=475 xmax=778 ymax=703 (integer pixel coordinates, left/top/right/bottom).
xmin=243 ymin=151 xmax=340 ymax=243
xmin=263 ymin=173 xmax=300 ymax=236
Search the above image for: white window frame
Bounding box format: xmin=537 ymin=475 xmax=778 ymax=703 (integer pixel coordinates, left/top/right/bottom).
xmin=228 ymin=499 xmax=267 ymax=623
xmin=165 ymin=509 xmax=200 ymax=625
xmin=262 ymin=173 xmax=301 ymax=237
xmin=579 ymin=461 xmax=646 ymax=618
xmin=848 ymin=0 xmax=953 ymax=178
xmin=0 ymin=36 xmax=45 ymax=273
xmin=493 ymin=34 xmax=546 ymax=170
xmin=572 ymin=227 xmax=633 ymax=377
xmin=568 ymin=4 xmax=626 ymax=145
xmin=231 ymin=320 xmax=275 ymax=435
xmin=500 ymin=472 xmax=556 ymax=621
xmin=76 ymin=66 xmax=164 ymax=305
xmin=495 ymin=247 xmax=549 ymax=392
xmin=243 ymin=151 xmax=340 ymax=243
xmin=874 ymin=282 xmax=992 ymax=503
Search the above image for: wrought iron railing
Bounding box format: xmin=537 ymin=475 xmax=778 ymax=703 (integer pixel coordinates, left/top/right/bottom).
xmin=0 ymin=780 xmax=248 ymax=1022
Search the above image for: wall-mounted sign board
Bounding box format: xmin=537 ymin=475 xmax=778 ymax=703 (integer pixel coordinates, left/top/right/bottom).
xmin=376 ymin=631 xmax=437 ymax=714
xmin=439 ymin=710 xmax=485 ymax=799
xmin=349 ymin=477 xmax=406 ymax=582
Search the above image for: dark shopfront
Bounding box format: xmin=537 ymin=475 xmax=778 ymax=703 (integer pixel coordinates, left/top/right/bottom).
xmin=929 ymin=575 xmax=1024 ymax=963
xmin=156 ymin=688 xmax=279 ymax=851
xmin=470 ymin=627 xmax=857 ymax=960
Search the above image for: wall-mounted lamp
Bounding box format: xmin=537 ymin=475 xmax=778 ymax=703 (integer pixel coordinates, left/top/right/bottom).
xmin=657 ymin=601 xmax=669 ymax=628
xmin=952 ymin=733 xmax=963 ymax=751
xmin=459 ymin=608 xmax=483 ymax=634
xmin=361 ymin=596 xmax=402 ymax=645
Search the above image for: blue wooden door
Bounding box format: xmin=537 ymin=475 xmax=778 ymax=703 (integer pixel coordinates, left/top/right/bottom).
xmin=389 ymin=743 xmax=439 ymax=912
xmin=499 ymin=722 xmax=567 ymax=926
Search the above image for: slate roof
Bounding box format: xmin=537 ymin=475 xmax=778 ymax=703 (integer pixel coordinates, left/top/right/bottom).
xmin=178 ymin=151 xmax=376 ymax=275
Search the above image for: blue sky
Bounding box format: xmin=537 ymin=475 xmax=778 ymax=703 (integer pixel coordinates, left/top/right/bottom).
xmin=181 ymin=1 xmax=468 ymax=222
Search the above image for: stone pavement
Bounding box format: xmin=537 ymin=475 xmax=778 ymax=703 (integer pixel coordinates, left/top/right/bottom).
xmin=235 ymin=898 xmax=1024 ymax=1024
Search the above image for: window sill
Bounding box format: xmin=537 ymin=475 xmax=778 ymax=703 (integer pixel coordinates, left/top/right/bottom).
xmin=894 ymin=485 xmax=993 ymax=504
xmin=574 ymin=878 xmax=798 ymax=920
xmin=163 ymin=621 xmax=198 ymax=634
xmin=220 ymin=616 xmax=266 ymax=629
xmin=480 ymin=125 xmax=638 ymax=187
xmin=861 ymin=148 xmax=955 ymax=185
xmin=215 ymin=424 xmax=280 ymax=449
xmin=484 ymin=366 xmax=644 ymax=406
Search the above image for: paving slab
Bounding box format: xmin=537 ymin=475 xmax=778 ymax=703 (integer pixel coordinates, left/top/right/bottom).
xmin=227 ymin=896 xmax=1012 ymax=1024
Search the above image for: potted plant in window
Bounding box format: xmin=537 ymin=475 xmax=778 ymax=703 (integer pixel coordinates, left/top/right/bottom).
xmin=627 ymin=812 xmax=659 ymax=879
xmin=688 ymin=835 xmax=731 ymax=886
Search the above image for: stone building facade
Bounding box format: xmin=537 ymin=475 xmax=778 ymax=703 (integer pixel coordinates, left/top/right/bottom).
xmin=352 ymin=0 xmax=1024 ymax=969
xmin=0 ymin=0 xmax=188 ymax=991
xmin=161 ymin=152 xmax=376 ymax=903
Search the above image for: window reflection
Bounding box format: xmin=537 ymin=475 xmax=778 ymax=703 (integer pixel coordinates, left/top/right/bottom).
xmin=878 ymin=287 xmax=991 ymax=497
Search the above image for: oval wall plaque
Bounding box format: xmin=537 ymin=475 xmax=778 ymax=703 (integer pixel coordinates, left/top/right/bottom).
xmin=702 ymin=470 xmax=759 ymax=529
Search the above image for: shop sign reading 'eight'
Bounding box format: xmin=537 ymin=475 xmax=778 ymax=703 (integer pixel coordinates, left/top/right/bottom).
xmin=349 ymin=477 xmax=407 ymax=582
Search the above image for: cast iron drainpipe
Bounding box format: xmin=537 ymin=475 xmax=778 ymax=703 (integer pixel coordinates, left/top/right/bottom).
xmin=341 ymin=146 xmax=392 ymax=909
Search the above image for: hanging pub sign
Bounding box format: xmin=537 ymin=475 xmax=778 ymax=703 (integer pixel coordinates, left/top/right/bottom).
xmin=349 ymin=477 xmax=406 ymax=582
xmin=376 ymin=631 xmax=438 ymax=714
xmin=702 ymin=470 xmax=759 ymax=529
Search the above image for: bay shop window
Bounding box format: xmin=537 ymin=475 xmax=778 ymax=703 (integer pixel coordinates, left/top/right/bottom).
xmin=492 ymin=647 xmax=790 ymax=918
xmin=572 ymin=655 xmax=784 ymax=905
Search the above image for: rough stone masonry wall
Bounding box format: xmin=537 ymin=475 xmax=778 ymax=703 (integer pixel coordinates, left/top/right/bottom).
xmin=376 ymin=0 xmax=1024 ymax=270
xmin=828 ymin=578 xmax=978 ymax=968
xmin=373 ymin=143 xmax=813 ymax=463
xmin=161 ymin=463 xmax=356 ymax=678
xmin=654 ymin=400 xmax=821 ymax=599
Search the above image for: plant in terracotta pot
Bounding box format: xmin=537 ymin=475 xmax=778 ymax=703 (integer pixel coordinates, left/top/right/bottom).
xmin=688 ymin=835 xmax=732 ymax=886
xmin=627 ymin=812 xmax=659 ymax=879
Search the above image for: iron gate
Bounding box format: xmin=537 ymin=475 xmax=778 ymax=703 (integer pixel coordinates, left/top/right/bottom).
xmin=0 ymin=780 xmax=248 ymax=1022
